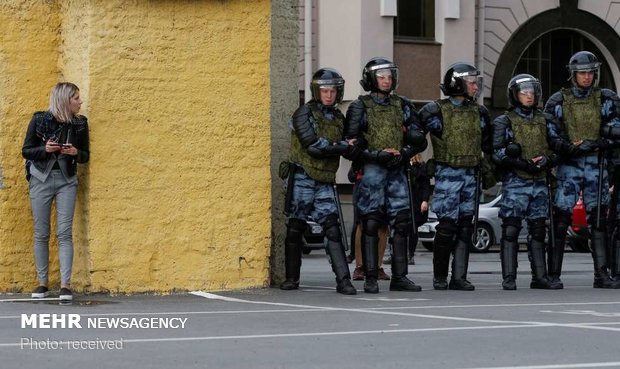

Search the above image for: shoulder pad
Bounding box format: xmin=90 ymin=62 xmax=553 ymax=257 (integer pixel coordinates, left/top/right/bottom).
xmin=601 ymin=88 xmax=619 ymax=100
xmin=544 ymin=91 xmax=564 ymax=113
xmin=292 ymin=104 xmax=313 ymax=121
xmin=419 ymin=101 xmax=441 ymax=122
xmin=347 ymin=99 xmax=365 ymax=111
xmin=344 ymin=99 xmax=366 ymax=137
xmin=345 ymin=99 xmax=366 ymax=121
xmin=493 ymin=114 xmax=511 ymax=128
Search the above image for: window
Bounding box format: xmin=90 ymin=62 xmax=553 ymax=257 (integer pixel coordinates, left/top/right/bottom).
xmin=394 ymin=0 xmax=435 ymax=40
xmin=515 ymin=30 xmax=615 ymax=100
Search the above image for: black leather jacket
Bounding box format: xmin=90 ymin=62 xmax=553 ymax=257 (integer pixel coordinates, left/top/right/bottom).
xmin=22 ymin=111 xmax=89 ymax=179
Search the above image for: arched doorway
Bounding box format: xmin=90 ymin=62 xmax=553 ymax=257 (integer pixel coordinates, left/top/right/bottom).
xmin=514 ymin=29 xmax=616 ymax=103
xmin=492 ymin=2 xmax=620 ymax=109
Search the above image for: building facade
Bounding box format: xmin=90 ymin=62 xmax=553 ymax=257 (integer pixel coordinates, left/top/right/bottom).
xmin=299 ymin=0 xmax=620 ymax=181
xmin=0 ymin=0 xmax=298 ymax=293
xmin=301 ymin=0 xmax=620 ymax=108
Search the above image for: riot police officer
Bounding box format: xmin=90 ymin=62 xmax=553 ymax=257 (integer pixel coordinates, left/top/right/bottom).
xmin=344 ymin=57 xmax=425 ymax=294
xmin=281 ymin=68 xmax=357 ymax=295
xmin=492 ymin=74 xmax=559 ymax=290
xmin=545 ymin=51 xmax=620 ymax=289
xmin=414 ymin=62 xmax=493 ymax=291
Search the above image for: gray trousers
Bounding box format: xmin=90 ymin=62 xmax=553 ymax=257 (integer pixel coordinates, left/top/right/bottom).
xmin=28 ymin=170 xmax=78 ymax=286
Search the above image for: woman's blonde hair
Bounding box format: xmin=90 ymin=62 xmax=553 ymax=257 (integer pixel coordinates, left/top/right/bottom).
xmin=48 ymin=82 xmax=79 ymax=123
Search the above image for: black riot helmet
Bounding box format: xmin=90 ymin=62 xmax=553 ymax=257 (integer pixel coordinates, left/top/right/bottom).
xmin=567 ymin=51 xmax=601 ymax=89
xmin=359 ymin=57 xmax=399 ymax=94
xmin=440 ymin=62 xmax=483 ymax=100
xmin=507 ymin=74 xmax=542 ymax=109
xmin=310 ymin=68 xmax=345 ymax=106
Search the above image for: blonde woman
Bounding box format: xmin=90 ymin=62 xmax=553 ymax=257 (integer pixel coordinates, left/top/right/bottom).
xmin=22 ymin=82 xmax=89 ymax=301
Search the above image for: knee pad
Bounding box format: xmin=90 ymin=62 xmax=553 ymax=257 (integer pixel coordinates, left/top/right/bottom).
xmin=554 ymin=208 xmax=572 ymax=227
xmin=286 ymin=218 xmax=307 ymax=243
xmin=502 ymin=217 xmax=522 ymax=242
xmin=361 ymin=212 xmax=384 ymax=237
xmin=288 ymin=218 xmax=307 ymax=233
xmin=435 ymin=219 xmax=458 ymax=246
xmin=457 ymin=216 xmax=474 ymax=241
xmin=458 ymin=216 xmax=473 ymax=229
xmin=436 ymin=218 xmax=458 ymax=235
xmin=321 ymin=214 xmax=341 ymax=242
xmin=393 ymin=210 xmax=411 ymax=237
xmin=527 ymin=218 xmax=546 ymax=242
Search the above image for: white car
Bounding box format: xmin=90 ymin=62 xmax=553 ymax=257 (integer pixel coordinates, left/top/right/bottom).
xmin=417 ymin=184 xmax=531 ymax=253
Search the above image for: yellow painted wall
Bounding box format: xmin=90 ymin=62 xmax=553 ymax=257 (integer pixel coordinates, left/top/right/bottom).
xmin=0 ymin=0 xmax=273 ymax=293
xmin=0 ymin=1 xmax=61 ymax=292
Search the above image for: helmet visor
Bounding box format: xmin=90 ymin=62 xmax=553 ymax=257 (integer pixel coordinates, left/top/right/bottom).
xmin=516 ymin=81 xmax=541 ymax=107
xmin=463 ymin=75 xmax=483 ymax=100
xmin=311 ymin=77 xmax=344 ymax=104
xmin=569 ymin=62 xmax=601 ymax=72
xmin=373 ymin=67 xmax=399 ymax=93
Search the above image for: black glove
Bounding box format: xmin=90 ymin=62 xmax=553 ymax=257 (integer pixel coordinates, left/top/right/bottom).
xmin=399 ymin=146 xmax=415 ymax=162
xmin=342 ymin=144 xmax=361 ymax=161
xmin=375 ymin=150 xmax=394 ymax=164
xmin=565 ymin=143 xmax=587 ymax=158
xmin=578 ymin=139 xmax=600 ymax=153
xmin=513 ymin=158 xmax=543 ymax=174
xmin=385 ymin=154 xmax=404 ymax=168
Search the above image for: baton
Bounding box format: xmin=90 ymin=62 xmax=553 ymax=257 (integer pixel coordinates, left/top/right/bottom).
xmin=596 ymin=151 xmax=605 ymax=229
xmin=405 ymin=163 xmax=417 ymax=239
xmin=332 ymin=184 xmax=349 ymax=251
xmin=546 ymin=169 xmax=556 ymax=251
xmin=472 ymin=166 xmax=481 ymax=248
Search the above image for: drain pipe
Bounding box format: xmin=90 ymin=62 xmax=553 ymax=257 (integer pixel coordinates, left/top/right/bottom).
xmin=476 ymin=0 xmax=485 ymax=104
xmin=304 ymin=0 xmax=313 ymax=103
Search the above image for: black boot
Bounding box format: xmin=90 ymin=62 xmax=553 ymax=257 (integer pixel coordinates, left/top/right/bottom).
xmin=449 ymin=219 xmax=475 ymax=291
xmin=280 ymin=219 xmax=305 ymax=290
xmin=390 ymin=212 xmax=421 ymax=292
xmin=591 ymin=229 xmax=620 ymax=289
xmin=347 ymin=222 xmax=357 ymax=264
xmin=323 ymin=218 xmax=357 ymax=295
xmin=500 ymin=219 xmax=520 ymax=290
xmin=528 ymin=239 xmax=553 ymax=289
xmin=433 ymin=220 xmax=456 ymax=290
xmin=612 ymin=222 xmax=620 ymax=281
xmin=361 ymin=216 xmax=381 ymax=294
xmin=548 ymin=209 xmax=570 ymax=289
xmin=501 ymin=239 xmax=518 ymax=290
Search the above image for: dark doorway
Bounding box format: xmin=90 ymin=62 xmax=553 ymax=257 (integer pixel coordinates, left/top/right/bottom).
xmin=514 ymin=29 xmax=615 ymax=102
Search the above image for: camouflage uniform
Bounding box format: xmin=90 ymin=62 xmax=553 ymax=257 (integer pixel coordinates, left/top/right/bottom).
xmin=492 ymin=107 xmax=557 ymax=289
xmin=416 ymin=97 xmax=492 ymax=290
xmin=282 ymin=100 xmax=357 ymax=294
xmin=344 ymin=93 xmax=421 ymax=293
xmin=545 ymin=86 xmax=620 ymax=288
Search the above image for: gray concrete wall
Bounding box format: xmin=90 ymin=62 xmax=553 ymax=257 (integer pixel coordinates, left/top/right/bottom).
xmin=270 ymin=0 xmax=299 ymax=285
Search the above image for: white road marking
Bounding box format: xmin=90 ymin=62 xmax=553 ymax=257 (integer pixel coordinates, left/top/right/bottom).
xmin=540 ymin=309 xmax=620 ymax=317
xmin=0 ymin=297 xmax=60 ymax=302
xmin=189 ymin=291 xmax=553 ymax=325
xmin=460 ymin=362 xmax=620 ymax=369
xmin=190 ymin=291 xmax=620 ymax=332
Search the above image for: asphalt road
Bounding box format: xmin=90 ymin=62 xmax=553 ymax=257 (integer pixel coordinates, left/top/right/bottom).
xmin=2 ymin=249 xmax=620 ymax=369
